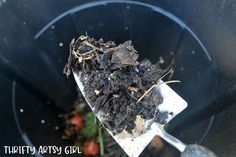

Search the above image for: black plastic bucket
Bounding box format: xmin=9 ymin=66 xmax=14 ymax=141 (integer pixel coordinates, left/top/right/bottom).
xmin=1 ymin=1 xmax=236 ymax=157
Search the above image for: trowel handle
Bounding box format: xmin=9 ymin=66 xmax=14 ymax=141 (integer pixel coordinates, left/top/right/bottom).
xmin=154 ymin=125 xmax=217 ymax=157
xmin=181 ymin=144 xmax=217 ymax=157
xmin=158 ymin=126 xmax=186 ymax=152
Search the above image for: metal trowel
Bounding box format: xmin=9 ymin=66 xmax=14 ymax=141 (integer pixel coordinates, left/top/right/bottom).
xmin=73 ymin=71 xmax=217 ymax=157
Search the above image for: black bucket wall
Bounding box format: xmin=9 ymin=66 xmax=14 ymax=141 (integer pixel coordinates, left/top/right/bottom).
xmin=0 ymin=0 xmax=236 ymax=157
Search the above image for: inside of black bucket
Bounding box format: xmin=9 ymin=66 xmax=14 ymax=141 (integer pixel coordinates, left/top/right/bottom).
xmin=1 ymin=1 xmax=236 ymax=157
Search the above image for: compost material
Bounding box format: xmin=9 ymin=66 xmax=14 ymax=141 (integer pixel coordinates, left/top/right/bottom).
xmin=64 ymin=35 xmax=166 ymax=134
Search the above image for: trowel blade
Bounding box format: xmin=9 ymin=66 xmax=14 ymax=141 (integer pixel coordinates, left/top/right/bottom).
xmin=73 ymin=71 xmax=187 ymax=157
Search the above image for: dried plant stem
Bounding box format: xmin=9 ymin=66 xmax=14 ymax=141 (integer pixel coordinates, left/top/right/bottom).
xmin=159 ymin=67 xmax=173 ymax=80
xmin=136 ymin=80 xmax=180 ymax=103
xmin=72 ymin=50 xmax=81 ymax=58
xmin=98 ymin=127 xmax=104 ymax=156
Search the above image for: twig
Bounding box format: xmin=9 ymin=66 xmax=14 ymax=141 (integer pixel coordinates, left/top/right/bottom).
xmin=79 ymin=49 xmax=97 ymax=56
xmin=72 ymin=50 xmax=81 ymax=59
xmin=158 ymin=67 xmax=173 ymax=81
xmin=70 ymin=39 xmax=82 ymax=59
xmin=83 ymin=40 xmax=98 ymax=49
xmin=136 ymin=80 xmax=181 ymax=103
xmin=81 ymin=53 xmax=95 ymax=60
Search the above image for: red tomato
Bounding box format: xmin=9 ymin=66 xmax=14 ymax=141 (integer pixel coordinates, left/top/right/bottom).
xmin=69 ymin=115 xmax=83 ymax=131
xmin=83 ymin=140 xmax=99 ymax=156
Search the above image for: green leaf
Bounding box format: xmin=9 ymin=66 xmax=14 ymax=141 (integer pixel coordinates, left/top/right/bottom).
xmin=81 ymin=112 xmax=98 ymax=137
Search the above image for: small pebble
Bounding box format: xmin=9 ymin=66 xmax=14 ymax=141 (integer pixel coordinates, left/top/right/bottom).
xmin=94 ymin=89 xmax=100 ymax=95
xmin=59 ymin=42 xmax=64 ymax=47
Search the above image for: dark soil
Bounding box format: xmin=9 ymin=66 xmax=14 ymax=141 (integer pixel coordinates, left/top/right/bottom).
xmin=64 ymin=35 xmax=166 ymax=134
